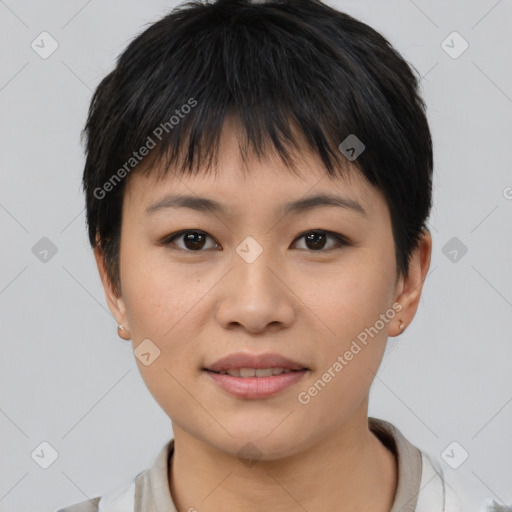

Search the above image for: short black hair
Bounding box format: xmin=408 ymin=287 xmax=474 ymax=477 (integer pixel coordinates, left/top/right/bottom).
xmin=83 ymin=0 xmax=433 ymax=296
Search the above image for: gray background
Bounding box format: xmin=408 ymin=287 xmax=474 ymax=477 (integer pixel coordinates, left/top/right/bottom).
xmin=0 ymin=0 xmax=511 ymax=510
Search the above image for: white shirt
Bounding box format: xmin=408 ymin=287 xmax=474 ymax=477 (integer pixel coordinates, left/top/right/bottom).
xmin=56 ymin=417 xmax=502 ymax=512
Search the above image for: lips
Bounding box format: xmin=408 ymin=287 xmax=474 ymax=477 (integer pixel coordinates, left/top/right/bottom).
xmin=204 ymin=352 xmax=309 ymax=373
xmin=203 ymin=352 xmax=310 ymax=399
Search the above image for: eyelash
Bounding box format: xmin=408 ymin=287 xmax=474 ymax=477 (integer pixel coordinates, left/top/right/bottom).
xmin=160 ymin=229 xmax=351 ymax=253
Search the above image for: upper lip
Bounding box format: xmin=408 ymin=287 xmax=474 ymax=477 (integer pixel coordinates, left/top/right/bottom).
xmin=204 ymin=352 xmax=309 ymax=372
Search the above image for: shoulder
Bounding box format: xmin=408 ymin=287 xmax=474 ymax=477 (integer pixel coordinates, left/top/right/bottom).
xmin=54 ymin=438 xmax=174 ymax=512
xmin=55 ymin=475 xmax=137 ymax=512
xmin=417 ymin=450 xmax=507 ymax=512
xmin=370 ymin=417 xmax=506 ymax=512
xmin=56 ymin=496 xmax=101 ymax=512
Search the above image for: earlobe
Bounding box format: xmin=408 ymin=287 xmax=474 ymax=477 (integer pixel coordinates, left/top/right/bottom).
xmin=93 ymin=246 xmax=129 ymax=334
xmin=117 ymin=324 xmax=131 ymax=341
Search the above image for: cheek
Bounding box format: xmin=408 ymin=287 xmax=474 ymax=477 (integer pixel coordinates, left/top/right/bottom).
xmin=292 ymin=251 xmax=396 ymax=402
xmin=120 ymin=255 xmax=213 ymax=407
xmin=121 ymin=269 xmax=203 ymax=416
xmin=293 ymin=266 xmax=394 ymax=420
xmin=120 ymin=242 xmax=203 ymax=338
xmin=294 ymin=254 xmax=395 ymax=339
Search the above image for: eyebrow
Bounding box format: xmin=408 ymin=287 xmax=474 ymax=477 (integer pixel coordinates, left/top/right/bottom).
xmin=145 ymin=193 xmax=367 ymax=217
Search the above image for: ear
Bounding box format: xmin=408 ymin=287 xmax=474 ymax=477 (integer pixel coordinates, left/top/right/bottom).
xmin=391 ymin=228 xmax=432 ymax=337
xmin=94 ymin=246 xmax=129 ymax=330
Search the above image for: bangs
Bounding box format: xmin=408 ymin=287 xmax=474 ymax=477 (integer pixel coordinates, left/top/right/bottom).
xmin=134 ymin=108 xmax=354 ymax=184
xmin=86 ymin=0 xmax=388 ymax=186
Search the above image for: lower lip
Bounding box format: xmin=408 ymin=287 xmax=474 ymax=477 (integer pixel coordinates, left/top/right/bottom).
xmin=204 ymin=370 xmax=308 ymax=399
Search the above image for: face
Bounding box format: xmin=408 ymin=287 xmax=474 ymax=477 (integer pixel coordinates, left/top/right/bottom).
xmin=96 ymin=120 xmax=430 ymax=461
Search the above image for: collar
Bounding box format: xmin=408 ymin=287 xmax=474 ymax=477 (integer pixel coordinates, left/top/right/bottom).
xmin=100 ymin=417 xmax=424 ymax=512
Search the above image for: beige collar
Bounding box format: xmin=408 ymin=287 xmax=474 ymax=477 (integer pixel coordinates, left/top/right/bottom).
xmin=127 ymin=416 xmax=422 ymax=512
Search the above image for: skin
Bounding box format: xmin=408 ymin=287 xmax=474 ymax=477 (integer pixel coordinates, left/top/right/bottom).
xmin=95 ymin=118 xmax=432 ymax=512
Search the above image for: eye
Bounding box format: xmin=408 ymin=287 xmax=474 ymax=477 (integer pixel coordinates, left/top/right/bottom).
xmin=292 ymin=229 xmax=349 ymax=251
xmin=161 ymin=230 xmax=220 ymax=251
xmin=160 ymin=229 xmax=350 ymax=252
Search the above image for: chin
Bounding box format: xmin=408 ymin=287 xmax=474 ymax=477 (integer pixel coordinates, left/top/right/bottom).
xmin=213 ymin=425 xmax=309 ymax=462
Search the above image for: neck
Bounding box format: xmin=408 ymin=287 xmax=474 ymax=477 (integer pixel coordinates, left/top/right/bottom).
xmin=169 ymin=413 xmax=398 ymax=512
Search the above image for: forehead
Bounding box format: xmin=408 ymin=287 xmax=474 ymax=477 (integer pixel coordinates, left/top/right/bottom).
xmin=122 ymin=119 xmax=383 ymax=220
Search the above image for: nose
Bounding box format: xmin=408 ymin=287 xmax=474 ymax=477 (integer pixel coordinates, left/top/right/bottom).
xmin=214 ymin=249 xmax=297 ymax=334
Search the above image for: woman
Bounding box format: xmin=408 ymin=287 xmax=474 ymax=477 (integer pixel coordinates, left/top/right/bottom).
xmin=57 ymin=0 xmax=497 ymax=510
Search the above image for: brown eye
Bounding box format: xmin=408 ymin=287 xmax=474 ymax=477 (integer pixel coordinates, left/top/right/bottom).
xmin=161 ymin=229 xmax=349 ymax=253
xmin=163 ymin=230 xmax=219 ymax=251
xmin=293 ymin=230 xmax=348 ymax=251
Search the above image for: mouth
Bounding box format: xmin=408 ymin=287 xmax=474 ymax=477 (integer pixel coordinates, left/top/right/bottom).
xmin=204 ymin=351 xmax=309 ymax=374
xmin=204 ymin=367 xmax=305 ymax=377
xmin=202 ymin=352 xmax=310 ymax=399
